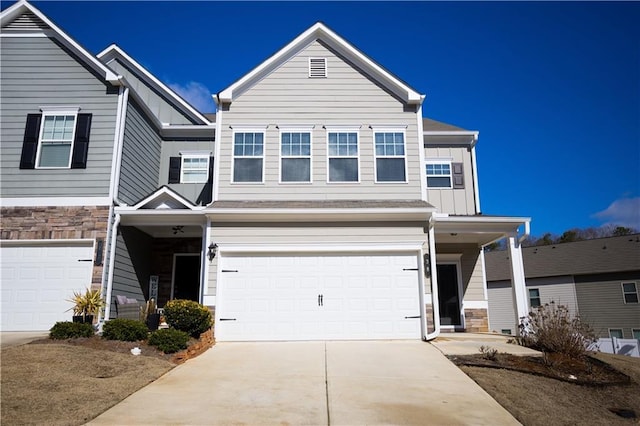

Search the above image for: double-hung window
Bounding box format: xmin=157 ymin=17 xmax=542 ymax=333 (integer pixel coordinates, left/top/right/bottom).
xmin=327 ymin=127 xmax=359 ymax=182
xmin=233 ymin=130 xmax=264 ymax=183
xmin=528 ymin=289 xmax=541 ymax=308
xmin=373 ymin=128 xmax=407 ymax=182
xmin=181 ymin=155 xmax=209 ymax=183
xmin=425 ymin=160 xmax=452 ymax=188
xmin=280 ymin=127 xmax=312 ymax=183
xmin=622 ymin=282 xmax=639 ymax=304
xmin=38 ymin=111 xmax=78 ymax=168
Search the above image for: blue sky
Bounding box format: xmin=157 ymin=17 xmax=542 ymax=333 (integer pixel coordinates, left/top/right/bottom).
xmin=5 ymin=1 xmax=639 ymax=236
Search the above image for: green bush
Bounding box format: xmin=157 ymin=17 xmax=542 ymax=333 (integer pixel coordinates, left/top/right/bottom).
xmin=163 ymin=299 xmax=212 ymax=338
xmin=148 ymin=328 xmax=190 ymax=353
xmin=102 ymin=318 xmax=148 ymax=341
xmin=50 ymin=321 xmax=94 ymax=339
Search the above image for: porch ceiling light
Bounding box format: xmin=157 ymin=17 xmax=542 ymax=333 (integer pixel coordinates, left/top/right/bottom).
xmin=207 ymin=243 xmax=218 ymax=261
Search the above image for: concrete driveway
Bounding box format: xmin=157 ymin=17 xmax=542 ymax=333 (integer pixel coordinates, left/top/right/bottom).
xmin=89 ymin=341 xmax=519 ymax=425
xmin=0 ymin=331 xmax=48 ymax=349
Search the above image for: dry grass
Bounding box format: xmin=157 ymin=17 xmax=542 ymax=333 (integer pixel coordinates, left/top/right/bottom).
xmin=1 ymin=343 xmax=173 ymax=425
xmin=460 ymin=352 xmax=640 ymax=425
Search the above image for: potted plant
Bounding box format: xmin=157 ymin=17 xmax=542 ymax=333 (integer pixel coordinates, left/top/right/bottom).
xmin=68 ymin=288 xmax=105 ymax=324
xmin=141 ymin=298 xmax=161 ymax=331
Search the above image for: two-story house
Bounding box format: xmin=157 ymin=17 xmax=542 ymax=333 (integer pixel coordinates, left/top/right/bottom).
xmin=1 ymin=0 xmax=530 ymax=341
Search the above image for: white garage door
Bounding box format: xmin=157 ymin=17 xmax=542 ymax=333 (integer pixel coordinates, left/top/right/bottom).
xmin=216 ymin=253 xmax=421 ymax=341
xmin=1 ymin=243 xmax=94 ymax=331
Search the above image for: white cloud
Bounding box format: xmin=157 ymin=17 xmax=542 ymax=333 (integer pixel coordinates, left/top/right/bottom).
xmin=168 ymin=81 xmax=215 ymax=113
xmin=593 ymin=196 xmax=640 ymax=230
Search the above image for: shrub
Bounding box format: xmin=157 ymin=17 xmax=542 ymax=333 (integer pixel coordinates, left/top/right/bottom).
xmin=102 ymin=318 xmax=148 ymax=341
xmin=163 ymin=299 xmax=212 ymax=338
xmin=479 ymin=345 xmax=498 ymax=361
xmin=518 ymin=302 xmax=597 ymax=358
xmin=50 ymin=321 xmax=94 ymax=339
xmin=148 ymin=328 xmax=190 ymax=353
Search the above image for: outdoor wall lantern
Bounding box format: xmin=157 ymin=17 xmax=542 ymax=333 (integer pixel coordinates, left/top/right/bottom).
xmin=207 ymin=243 xmax=218 ymax=261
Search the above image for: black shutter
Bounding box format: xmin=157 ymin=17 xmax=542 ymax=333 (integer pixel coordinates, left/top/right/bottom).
xmin=19 ymin=114 xmax=42 ymax=169
xmin=452 ymin=162 xmax=464 ymax=189
xmin=168 ymin=157 xmax=181 ymax=183
xmin=208 ymin=156 xmax=214 ymax=182
xmin=71 ymin=113 xmax=92 ymax=169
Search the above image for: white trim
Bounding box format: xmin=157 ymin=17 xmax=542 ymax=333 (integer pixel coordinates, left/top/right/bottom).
xmin=279 ymin=129 xmax=313 ymax=184
xmin=326 ymin=128 xmax=360 ymax=183
xmin=622 ymin=282 xmax=639 ymax=304
xmin=0 ymin=238 xmax=93 ymax=247
xmin=426 ymin=224 xmax=440 ymax=340
xmin=231 ymin=129 xmax=266 ymax=184
xmin=0 ymin=197 xmax=111 ymax=207
xmin=423 ymin=130 xmax=480 ymax=138
xmin=436 ymin=259 xmax=465 ymax=330
xmin=276 ymin=125 xmax=315 ymax=131
xmin=103 ymin=213 xmax=121 ymax=321
xmin=417 ymin=108 xmax=427 ymax=201
xmin=0 ymin=33 xmax=49 ymax=38
xmin=0 ymin=1 xmax=121 ymax=84
xmin=471 ymin=145 xmax=481 ymax=213
xmin=181 ymin=155 xmax=210 ymax=184
xmin=480 ymin=249 xmax=489 ymax=301
xmin=201 ymin=219 xmax=212 ymax=305
xmin=212 ymin=107 xmax=222 ymax=204
xmin=324 ymin=125 xmax=361 ymax=132
xmin=372 ymin=128 xmax=408 ymax=184
xmin=38 ymin=106 xmax=81 ymax=113
xmin=129 ymin=186 xmax=197 ymax=210
xmin=229 ymin=125 xmax=268 ymax=131
xmin=171 ymin=253 xmax=201 ymax=300
xmin=424 ymin=159 xmax=453 ymax=189
xmin=462 ymin=300 xmax=489 ymax=310
xmin=608 ymin=328 xmax=624 ymax=339
xmin=35 ymin=110 xmax=79 ymax=169
xmin=217 ymin=242 xmax=424 ymax=254
xmin=96 ymin=44 xmax=211 ymax=124
xmin=109 ymin=87 xmax=129 ymax=204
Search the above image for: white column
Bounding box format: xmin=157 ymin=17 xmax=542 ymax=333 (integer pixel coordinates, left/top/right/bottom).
xmin=506 ymin=234 xmax=528 ymax=334
xmin=426 ymin=224 xmax=440 ymax=339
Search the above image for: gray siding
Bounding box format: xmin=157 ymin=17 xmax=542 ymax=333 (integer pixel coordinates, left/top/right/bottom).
xmin=487 ymin=275 xmax=578 ymax=334
xmin=110 ymin=226 xmax=152 ymax=317
xmin=575 ymin=272 xmax=640 ymax=338
xmin=106 ymin=59 xmax=195 ymax=125
xmin=218 ymin=40 xmax=422 ymax=201
xmin=118 ymin=99 xmax=161 ymax=205
xmin=159 ymin=140 xmax=215 ymax=204
xmin=0 ymin=35 xmax=119 ymax=198
xmin=424 ymin=146 xmax=476 ymax=215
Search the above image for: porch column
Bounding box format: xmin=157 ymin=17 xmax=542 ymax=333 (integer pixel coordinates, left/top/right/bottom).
xmin=506 ymin=234 xmax=528 ymax=334
xmin=427 ymin=224 xmax=440 ymax=338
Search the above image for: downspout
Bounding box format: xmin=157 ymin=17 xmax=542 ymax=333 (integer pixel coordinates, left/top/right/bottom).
xmin=199 ymin=219 xmax=211 ymax=304
xmin=470 ymin=134 xmax=481 ymax=214
xmin=102 ymin=212 xmax=121 ymax=322
xmin=111 ymin=87 xmax=130 ymax=206
xmin=211 ymin=94 xmax=222 ymax=204
xmin=425 ymin=217 xmax=441 ymax=340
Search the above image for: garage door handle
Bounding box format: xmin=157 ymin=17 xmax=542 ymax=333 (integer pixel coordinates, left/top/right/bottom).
xmin=404 ymin=316 xmax=420 ymax=319
xmin=403 ymin=268 xmax=418 ymax=271
xmin=219 ymin=318 xmax=236 ymax=321
xmin=78 ymin=259 xmax=93 ymax=262
xmin=318 ymin=294 xmax=323 ymax=306
xmin=222 ymin=269 xmax=238 ymax=273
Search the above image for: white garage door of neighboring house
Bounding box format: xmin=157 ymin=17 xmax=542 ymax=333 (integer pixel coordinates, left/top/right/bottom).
xmin=216 ymin=253 xmax=422 ymax=341
xmin=1 ymin=243 xmax=94 ymax=331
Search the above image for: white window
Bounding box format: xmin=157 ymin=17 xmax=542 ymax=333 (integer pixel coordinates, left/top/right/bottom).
xmin=623 ymin=282 xmax=639 ymax=304
xmin=181 ymin=155 xmax=209 ymax=183
xmin=528 ymin=288 xmax=541 ymax=308
xmin=609 ymin=329 xmax=624 ymax=339
xmin=233 ymin=131 xmax=264 ymax=183
xmin=425 ymin=161 xmax=452 ymax=188
xmin=327 ymin=128 xmax=359 ymax=182
xmin=374 ymin=129 xmax=406 ymax=182
xmin=280 ymin=129 xmax=312 ymax=183
xmin=37 ymin=111 xmax=78 ymax=168
xmin=309 ymin=57 xmax=327 ymax=78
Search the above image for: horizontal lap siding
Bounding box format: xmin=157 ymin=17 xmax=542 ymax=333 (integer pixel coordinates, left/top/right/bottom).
xmin=424 ymin=147 xmax=475 ymax=215
xmin=0 ymin=36 xmax=118 ymax=198
xmin=219 ymin=41 xmax=422 ymax=201
xmin=487 ymin=281 xmax=516 ymax=333
xmin=118 ymin=100 xmax=161 ymax=205
xmin=429 ymin=244 xmax=484 ymax=301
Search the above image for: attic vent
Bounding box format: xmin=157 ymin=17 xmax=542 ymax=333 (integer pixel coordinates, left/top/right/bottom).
xmin=309 ymin=58 xmax=327 ymax=78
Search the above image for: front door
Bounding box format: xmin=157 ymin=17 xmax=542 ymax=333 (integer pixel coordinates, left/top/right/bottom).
xmin=437 ymin=264 xmax=462 ymax=327
xmin=172 ymin=254 xmax=201 ymax=302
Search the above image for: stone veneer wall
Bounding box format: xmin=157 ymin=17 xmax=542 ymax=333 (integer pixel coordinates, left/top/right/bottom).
xmin=464 ymin=308 xmax=489 ymax=332
xmin=0 ymin=206 xmax=110 ymax=286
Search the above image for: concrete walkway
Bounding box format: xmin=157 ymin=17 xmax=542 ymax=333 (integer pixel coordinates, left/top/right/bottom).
xmin=431 ymin=332 xmax=541 ymax=356
xmin=88 ymin=341 xmax=519 ymax=426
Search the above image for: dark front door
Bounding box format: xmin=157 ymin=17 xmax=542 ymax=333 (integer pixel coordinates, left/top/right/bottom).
xmin=437 ymin=264 xmax=462 ymax=326
xmin=173 ymin=255 xmax=201 ymax=302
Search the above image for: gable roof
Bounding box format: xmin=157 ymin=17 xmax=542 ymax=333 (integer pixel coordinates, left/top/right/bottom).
xmin=217 ymin=22 xmax=425 ymax=105
xmin=1 ymin=0 xmax=121 ymax=85
xmin=423 ymin=118 xmax=468 ymax=132
xmin=485 ymin=234 xmax=640 ymax=281
xmin=129 ymin=186 xmax=198 ymax=210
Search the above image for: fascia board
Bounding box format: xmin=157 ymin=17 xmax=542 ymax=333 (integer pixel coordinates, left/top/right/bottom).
xmin=160 ymin=124 xmax=216 ymax=139
xmin=434 ymin=216 xmax=531 ymax=234
xmin=218 ymin=22 xmax=424 ymax=105
xmin=130 ymin=187 xmax=197 ymax=210
xmin=1 ymin=1 xmax=121 ymax=85
xmin=97 ymin=44 xmax=212 ymax=125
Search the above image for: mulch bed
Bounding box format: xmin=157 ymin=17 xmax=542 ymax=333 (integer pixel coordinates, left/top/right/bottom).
xmin=449 ymin=352 xmax=631 ymax=386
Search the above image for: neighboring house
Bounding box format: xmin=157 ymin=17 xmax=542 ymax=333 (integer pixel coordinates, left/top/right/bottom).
xmin=485 ymin=235 xmax=640 ymax=339
xmin=1 ymin=1 xmax=531 ymax=341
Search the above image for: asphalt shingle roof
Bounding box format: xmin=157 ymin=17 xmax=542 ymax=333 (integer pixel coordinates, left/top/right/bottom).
xmin=485 ymin=234 xmax=640 ymax=281
xmin=423 ymin=117 xmax=468 ymax=132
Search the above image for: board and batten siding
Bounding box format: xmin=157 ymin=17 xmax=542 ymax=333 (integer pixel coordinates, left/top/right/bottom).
xmin=218 ymin=40 xmax=422 ymax=201
xmin=118 ymin=99 xmax=162 ymax=205
xmin=574 ymin=272 xmax=640 ymax=338
xmin=487 ymin=275 xmax=578 ymax=334
xmin=106 ymin=59 xmax=195 ymax=125
xmin=0 ymin=35 xmax=118 ymax=198
xmin=160 ymin=140 xmax=215 ymax=204
xmin=424 ymin=146 xmax=476 ymax=215
xmin=205 ymin=222 xmax=428 ymax=298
